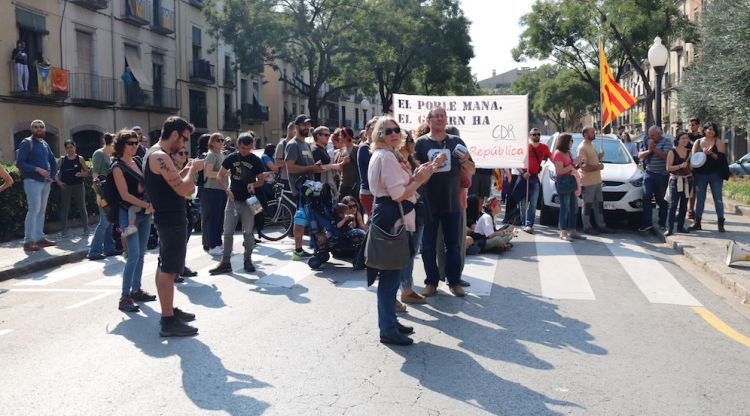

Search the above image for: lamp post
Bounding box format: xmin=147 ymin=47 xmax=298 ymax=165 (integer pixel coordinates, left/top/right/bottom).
xmin=544 ymin=119 xmax=549 ymax=135
xmin=559 ymin=109 xmax=567 ymax=132
xmin=648 ymin=36 xmax=669 ymax=129
xmin=360 ymin=97 xmax=371 ymax=129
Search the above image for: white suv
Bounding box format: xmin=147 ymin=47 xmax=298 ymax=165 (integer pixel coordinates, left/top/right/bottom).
xmin=538 ymin=133 xmax=644 ymax=226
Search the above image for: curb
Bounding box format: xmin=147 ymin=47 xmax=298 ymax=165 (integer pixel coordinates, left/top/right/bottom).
xmin=724 ymin=198 xmax=750 ymax=218
xmin=0 ymin=249 xmax=89 ymax=282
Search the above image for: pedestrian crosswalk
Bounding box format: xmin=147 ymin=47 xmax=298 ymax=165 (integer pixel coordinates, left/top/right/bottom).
xmin=5 ymin=230 xmax=705 ymax=310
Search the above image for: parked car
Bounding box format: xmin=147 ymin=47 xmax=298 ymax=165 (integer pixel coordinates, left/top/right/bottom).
xmin=539 ymin=133 xmax=645 ymax=226
xmin=729 ymin=152 xmax=750 ymax=177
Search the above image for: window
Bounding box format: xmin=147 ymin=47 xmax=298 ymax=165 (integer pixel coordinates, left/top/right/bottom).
xmin=355 ymin=108 xmax=360 ymax=129
xmin=189 ymin=89 xmax=208 ymax=128
xmin=75 ymin=30 xmax=93 ymax=74
xmin=292 ymin=103 xmax=297 ymax=116
xmin=252 ymin=81 xmax=263 ymax=104
xmin=240 ymin=79 xmax=248 ymax=104
xmin=341 ymin=106 xmax=346 ymax=124
xmin=192 ymin=27 xmax=202 ymax=60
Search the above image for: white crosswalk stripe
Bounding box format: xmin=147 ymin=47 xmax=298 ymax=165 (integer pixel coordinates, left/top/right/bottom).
xmin=535 ymin=234 xmax=596 ymax=300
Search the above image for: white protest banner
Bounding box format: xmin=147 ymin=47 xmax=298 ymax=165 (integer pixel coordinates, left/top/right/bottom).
xmin=393 ymin=94 xmax=528 ymax=168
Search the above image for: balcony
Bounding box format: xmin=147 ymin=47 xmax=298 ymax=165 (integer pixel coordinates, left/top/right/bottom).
xmin=222 ymin=69 xmax=235 ymax=88
xmin=189 ymin=59 xmax=215 ymax=84
xmin=119 ymin=82 xmax=179 ymax=112
xmin=151 ymin=6 xmax=174 ymax=35
xmin=122 ymin=0 xmax=151 ymax=26
xmin=8 ymin=63 xmax=67 ymax=103
xmin=70 ymin=0 xmax=109 ymax=10
xmin=241 ymin=102 xmax=269 ymax=122
xmin=69 ymin=73 xmax=116 ymax=106
xmin=223 ymin=111 xmax=240 ymax=131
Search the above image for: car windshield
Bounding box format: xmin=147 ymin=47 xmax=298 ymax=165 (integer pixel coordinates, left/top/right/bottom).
xmin=552 ymin=136 xmax=633 ymax=165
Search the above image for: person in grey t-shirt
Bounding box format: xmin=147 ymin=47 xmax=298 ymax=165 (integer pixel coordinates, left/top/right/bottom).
xmin=274 ymin=122 xmax=296 ymax=186
xmin=638 ymin=125 xmax=673 ymax=232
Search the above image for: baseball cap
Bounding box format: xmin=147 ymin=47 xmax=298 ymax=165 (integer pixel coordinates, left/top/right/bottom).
xmin=294 ymin=114 xmax=311 ymax=125
xmin=132 ymin=125 xmax=143 ymax=131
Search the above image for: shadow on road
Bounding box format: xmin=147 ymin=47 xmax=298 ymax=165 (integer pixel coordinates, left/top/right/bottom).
xmin=108 ymin=305 xmax=270 ymax=415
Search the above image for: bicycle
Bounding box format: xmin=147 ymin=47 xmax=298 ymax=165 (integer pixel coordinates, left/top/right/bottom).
xmin=258 ymin=182 xmax=296 ymax=241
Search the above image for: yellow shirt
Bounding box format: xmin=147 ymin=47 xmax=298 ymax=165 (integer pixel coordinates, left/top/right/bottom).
xmin=577 ymin=141 xmax=602 ymax=187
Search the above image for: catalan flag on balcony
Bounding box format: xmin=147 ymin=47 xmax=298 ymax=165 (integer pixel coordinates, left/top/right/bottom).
xmin=599 ymin=41 xmax=636 ymax=128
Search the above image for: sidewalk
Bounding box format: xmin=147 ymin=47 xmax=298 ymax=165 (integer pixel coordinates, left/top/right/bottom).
xmin=0 ymin=227 xmax=92 ymax=282
xmin=654 ymin=196 xmax=750 ymax=305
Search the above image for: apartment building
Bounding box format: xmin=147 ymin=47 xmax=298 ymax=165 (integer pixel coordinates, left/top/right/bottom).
xmin=1 ymin=0 xmax=266 ymax=161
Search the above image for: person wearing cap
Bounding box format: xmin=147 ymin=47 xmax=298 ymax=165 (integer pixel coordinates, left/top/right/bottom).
xmin=133 ymin=126 xmax=147 ymax=158
xmin=285 ymin=114 xmax=324 ymax=260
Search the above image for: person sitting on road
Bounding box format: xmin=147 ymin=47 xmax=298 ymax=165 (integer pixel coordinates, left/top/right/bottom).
xmin=471 ymin=196 xmax=514 ymax=254
xmin=333 ymin=203 xmax=366 ymax=241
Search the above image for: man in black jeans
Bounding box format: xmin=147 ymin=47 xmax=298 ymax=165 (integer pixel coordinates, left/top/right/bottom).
xmin=144 ymin=116 xmax=205 ymax=337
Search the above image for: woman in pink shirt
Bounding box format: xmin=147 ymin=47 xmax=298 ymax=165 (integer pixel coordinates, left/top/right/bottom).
xmin=367 ymin=116 xmax=436 ymax=346
xmin=552 ymin=133 xmax=586 ymax=241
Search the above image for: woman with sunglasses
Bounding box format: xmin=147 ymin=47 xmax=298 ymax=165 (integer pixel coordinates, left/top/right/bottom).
xmin=311 ymin=126 xmax=343 ymax=201
xmin=690 ymin=121 xmax=727 ymax=232
xmin=112 ymin=130 xmax=155 ymax=312
xmin=171 ymin=144 xmax=201 ymax=280
xmin=57 ymin=139 xmax=90 ymax=237
xmin=203 ymin=133 xmax=228 ymax=256
xmin=368 ymin=116 xmax=437 ymax=346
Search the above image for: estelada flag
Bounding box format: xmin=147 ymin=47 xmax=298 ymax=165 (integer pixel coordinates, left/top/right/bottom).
xmin=599 ymin=41 xmax=636 ymax=128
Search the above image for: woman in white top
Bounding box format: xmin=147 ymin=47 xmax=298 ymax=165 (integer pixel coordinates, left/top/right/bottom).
xmin=473 ymin=196 xmax=514 ymax=252
xmin=367 ymin=116 xmax=436 ymax=346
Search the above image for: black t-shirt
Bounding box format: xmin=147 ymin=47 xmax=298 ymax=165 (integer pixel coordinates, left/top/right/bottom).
xmin=415 ymin=134 xmax=467 ymax=215
xmin=221 ymin=151 xmax=265 ymax=202
xmin=687 ymin=132 xmax=703 ymax=147
xmin=59 ymin=155 xmax=84 ymax=185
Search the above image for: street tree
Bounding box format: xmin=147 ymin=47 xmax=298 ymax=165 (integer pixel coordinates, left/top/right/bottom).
xmin=679 ymin=0 xmax=750 ymax=130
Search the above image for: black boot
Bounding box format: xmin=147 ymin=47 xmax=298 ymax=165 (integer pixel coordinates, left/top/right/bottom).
xmin=688 ymin=217 xmax=702 ymax=231
xmin=718 ymin=217 xmax=726 ymax=232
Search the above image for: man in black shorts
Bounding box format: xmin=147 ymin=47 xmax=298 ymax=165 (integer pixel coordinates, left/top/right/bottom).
xmin=144 ymin=116 xmax=205 ymax=337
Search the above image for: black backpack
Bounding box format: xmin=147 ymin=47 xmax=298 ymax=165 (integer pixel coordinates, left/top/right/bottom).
xmin=94 ymin=157 xmax=144 ymax=224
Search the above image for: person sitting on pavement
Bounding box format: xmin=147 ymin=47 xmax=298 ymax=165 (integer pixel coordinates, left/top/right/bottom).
xmin=471 ymin=196 xmax=515 ymax=253
xmin=209 ymin=133 xmax=268 ymax=275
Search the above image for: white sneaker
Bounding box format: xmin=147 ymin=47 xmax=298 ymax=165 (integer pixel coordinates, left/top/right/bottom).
xmin=208 ymin=246 xmax=223 ymax=256
xmin=123 ymin=226 xmax=138 ymax=237
xmin=522 ymin=225 xmax=534 ymax=234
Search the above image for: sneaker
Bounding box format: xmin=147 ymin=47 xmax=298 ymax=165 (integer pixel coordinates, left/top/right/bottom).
xmin=638 ymin=225 xmax=653 ymax=233
xmin=160 ymin=317 xmax=198 ymax=337
xmin=664 ymin=229 xmax=673 ymax=237
xmin=292 ymin=249 xmax=313 ymax=261
xmin=180 ymin=267 xmax=198 ymax=277
xmin=458 ymin=279 xmax=471 ymax=287
xmin=522 ymin=225 xmax=534 ymax=234
xmin=35 ymin=238 xmax=56 ymax=247
xmin=174 ymin=276 xmax=185 ymax=284
xmin=173 ymin=307 xmax=196 ymax=322
xmin=23 ymin=242 xmax=41 ymax=252
xmin=560 ymin=234 xmax=573 ymax=242
xmin=123 ymin=225 xmax=138 ymax=237
xmin=401 ymin=291 xmax=427 ymax=304
xmin=583 ymin=228 xmax=600 ymax=235
xmin=243 ymin=260 xmax=256 ymax=273
xmin=208 ymin=246 xmax=223 ymax=256
xmin=130 ymin=289 xmax=156 ymax=302
xmin=396 ymin=300 xmax=407 ymax=313
xmin=118 ymin=296 xmax=140 ymax=313
xmin=209 ymin=262 xmax=232 ymax=275
xmin=421 ymin=284 xmax=438 ymax=297
xmin=380 ymin=332 xmax=413 ymax=346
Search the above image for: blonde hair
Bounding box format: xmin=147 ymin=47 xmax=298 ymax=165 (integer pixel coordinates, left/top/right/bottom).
xmin=370 ymin=115 xmax=405 ymax=153
xmin=209 ymin=132 xmax=224 ymax=152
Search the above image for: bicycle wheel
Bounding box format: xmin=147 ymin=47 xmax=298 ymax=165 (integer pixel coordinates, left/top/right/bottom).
xmin=259 ymin=200 xmax=294 ymax=241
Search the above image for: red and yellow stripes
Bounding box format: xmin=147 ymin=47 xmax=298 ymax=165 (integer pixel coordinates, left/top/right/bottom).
xmin=599 ymin=41 xmax=636 ymax=128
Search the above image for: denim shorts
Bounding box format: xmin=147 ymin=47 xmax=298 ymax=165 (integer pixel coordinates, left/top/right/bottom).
xmin=155 ymin=221 xmax=187 ymax=274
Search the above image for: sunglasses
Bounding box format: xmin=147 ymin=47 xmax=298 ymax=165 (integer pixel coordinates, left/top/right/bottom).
xmin=531 ymin=133 xmax=540 ymax=136
xmin=177 ymin=151 xmax=189 ymax=156
xmin=32 ymin=125 xmax=45 ymax=129
xmin=347 ymin=204 xmax=357 ymax=208
xmin=125 ymin=141 xmax=139 ymax=146
xmin=384 ymin=127 xmax=401 ymax=136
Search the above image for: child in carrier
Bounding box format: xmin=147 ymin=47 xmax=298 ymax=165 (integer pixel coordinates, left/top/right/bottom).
xmin=123 ymin=203 xmax=142 ymax=237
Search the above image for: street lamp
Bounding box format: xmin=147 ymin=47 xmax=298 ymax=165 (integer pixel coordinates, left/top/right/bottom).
xmin=360 ymin=97 xmax=371 ymax=128
xmin=559 ymin=109 xmax=567 ymax=132
xmin=544 ymin=119 xmax=549 ymax=135
xmin=648 ymin=36 xmax=669 ymax=128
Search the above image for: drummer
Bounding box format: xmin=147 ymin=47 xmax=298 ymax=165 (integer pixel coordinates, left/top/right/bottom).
xmin=638 ymin=126 xmax=673 ymax=233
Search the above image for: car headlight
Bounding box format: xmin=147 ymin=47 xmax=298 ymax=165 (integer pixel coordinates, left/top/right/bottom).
xmin=630 ymin=178 xmax=643 ymax=187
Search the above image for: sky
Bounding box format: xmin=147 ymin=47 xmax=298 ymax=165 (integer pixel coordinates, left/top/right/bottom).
xmin=461 ymin=0 xmax=546 ymax=81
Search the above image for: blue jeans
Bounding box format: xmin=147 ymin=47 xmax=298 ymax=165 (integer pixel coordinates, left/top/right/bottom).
xmin=88 ymin=205 xmax=115 ymax=256
xmin=400 ymin=225 xmax=423 ymax=291
xmin=23 ymin=179 xmax=52 ymax=243
xmin=519 ymin=178 xmax=540 ymax=227
xmin=203 ymin=188 xmax=227 ymax=249
xmin=119 ymin=208 xmax=152 ymax=297
xmin=558 ymin=189 xmax=578 ymax=230
xmin=642 ymin=171 xmax=669 ymax=227
xmin=667 ymin=178 xmax=691 ymax=231
xmin=421 ymin=211 xmax=461 ymax=287
xmin=377 ymin=268 xmax=402 ymax=337
xmin=694 ymin=172 xmax=725 ymax=219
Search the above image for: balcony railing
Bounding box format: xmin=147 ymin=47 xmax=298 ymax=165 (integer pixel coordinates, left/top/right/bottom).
xmin=69 ymin=73 xmax=116 ymax=106
xmin=223 ymin=70 xmax=235 ymax=87
xmin=189 ymin=59 xmax=215 ymax=84
xmin=151 ymin=6 xmax=174 ymax=34
xmin=8 ymin=63 xmax=68 ymax=102
xmin=241 ymin=102 xmax=269 ymax=122
xmin=122 ymin=0 xmax=151 ymax=26
xmin=119 ymin=81 xmax=179 ymax=112
xmin=70 ymin=0 xmax=109 ymax=10
xmin=223 ymin=111 xmax=240 ymax=130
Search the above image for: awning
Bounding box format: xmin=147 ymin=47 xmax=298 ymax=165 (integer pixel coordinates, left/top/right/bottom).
xmin=124 ymin=46 xmax=152 ymax=87
xmin=16 ymin=8 xmax=48 ymax=34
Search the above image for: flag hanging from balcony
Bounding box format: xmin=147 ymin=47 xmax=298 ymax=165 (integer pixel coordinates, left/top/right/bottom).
xmin=599 ymin=41 xmax=636 ymax=128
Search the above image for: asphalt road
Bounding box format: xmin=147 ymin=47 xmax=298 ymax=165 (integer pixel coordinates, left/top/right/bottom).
xmin=1 ymin=225 xmax=749 ymax=415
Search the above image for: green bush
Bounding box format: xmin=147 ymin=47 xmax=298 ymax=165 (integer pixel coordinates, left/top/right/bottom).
xmin=0 ymin=162 xmax=98 ymax=241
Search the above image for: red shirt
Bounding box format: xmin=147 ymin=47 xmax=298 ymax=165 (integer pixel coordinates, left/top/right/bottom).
xmin=523 ymin=143 xmax=552 ymax=175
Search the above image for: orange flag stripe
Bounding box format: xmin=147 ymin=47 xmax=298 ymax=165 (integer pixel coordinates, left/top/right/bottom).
xmin=599 ymin=41 xmax=636 ymax=128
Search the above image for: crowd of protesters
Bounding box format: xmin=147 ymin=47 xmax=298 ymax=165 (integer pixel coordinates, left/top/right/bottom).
xmin=8 ymin=108 xmax=731 ymax=344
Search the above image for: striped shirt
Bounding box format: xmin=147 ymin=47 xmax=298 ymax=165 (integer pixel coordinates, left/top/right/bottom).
xmin=642 ymin=136 xmax=673 ymax=175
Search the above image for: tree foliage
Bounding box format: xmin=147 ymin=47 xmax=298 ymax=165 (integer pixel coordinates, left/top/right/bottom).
xmin=679 ymin=0 xmax=750 ymax=129
xmin=514 ymin=0 xmax=696 ymax=126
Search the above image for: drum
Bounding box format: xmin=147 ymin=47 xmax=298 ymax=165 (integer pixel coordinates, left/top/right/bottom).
xmin=691 ymin=152 xmax=707 ymax=168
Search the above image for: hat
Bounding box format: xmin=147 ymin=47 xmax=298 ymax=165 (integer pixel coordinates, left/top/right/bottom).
xmin=132 ymin=125 xmax=143 ymax=131
xmin=294 ymin=114 xmax=311 ymax=125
